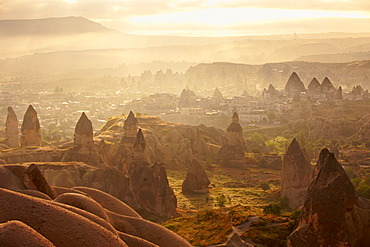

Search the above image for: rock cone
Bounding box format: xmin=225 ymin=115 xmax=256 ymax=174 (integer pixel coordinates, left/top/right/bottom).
xmin=287 ymin=149 xmax=369 ymax=246
xmin=20 ymin=105 xmax=41 ymax=147
xmin=281 ymin=138 xmax=311 ymax=208
xmin=285 ymin=72 xmax=305 ymax=95
xmin=308 ymin=77 xmax=321 ymax=92
xmin=74 ymin=112 xmax=93 ymax=147
xmin=182 ymin=159 xmax=210 ymax=194
xmin=217 ymin=112 xmax=245 ymax=167
xmin=5 ymin=106 xmax=19 ymax=148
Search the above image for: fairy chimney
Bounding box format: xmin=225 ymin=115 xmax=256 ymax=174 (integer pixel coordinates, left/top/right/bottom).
xmin=281 ymin=138 xmax=311 ymax=208
xmin=5 ymin=107 xmax=19 ymax=148
xmin=20 ymin=105 xmax=41 ymax=147
xmin=133 ymin=129 xmax=146 ymax=161
xmin=74 ymin=112 xmax=93 ymax=147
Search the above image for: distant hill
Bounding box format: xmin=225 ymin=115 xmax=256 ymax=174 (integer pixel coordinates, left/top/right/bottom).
xmin=0 ymin=16 xmax=115 ymax=36
xmin=296 ymin=51 xmax=370 ymax=63
xmin=1 ymin=16 xmax=370 ymax=66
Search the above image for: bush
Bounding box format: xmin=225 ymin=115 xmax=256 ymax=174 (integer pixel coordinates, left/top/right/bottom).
xmin=263 ymin=203 xmax=281 ymax=215
xmin=357 ymin=183 xmax=370 ymax=199
xmin=216 ymin=195 xmax=227 ymax=207
xmin=260 ymin=182 xmax=271 ymax=191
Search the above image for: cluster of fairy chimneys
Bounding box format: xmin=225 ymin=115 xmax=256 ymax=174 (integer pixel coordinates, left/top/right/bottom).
xmin=5 ymin=106 xmax=146 ymax=153
xmin=5 ymin=105 xmax=42 ymax=148
xmin=5 ymin=105 xmax=96 ymax=149
xmin=284 ymin=72 xmax=343 ymax=98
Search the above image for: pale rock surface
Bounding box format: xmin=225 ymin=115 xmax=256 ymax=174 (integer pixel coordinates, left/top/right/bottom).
xmin=20 ymin=105 xmax=41 ymax=147
xmin=5 ymin=106 xmax=19 ymax=148
xmin=182 ymin=159 xmax=210 ymax=193
xmin=281 ymin=138 xmax=311 ymax=208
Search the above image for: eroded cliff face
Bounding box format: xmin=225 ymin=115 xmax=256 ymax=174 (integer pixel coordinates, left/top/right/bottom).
xmin=289 ymin=116 xmax=358 ymax=140
xmin=288 ymin=149 xmax=370 ymax=247
xmin=20 ymin=105 xmax=42 ymax=147
xmin=97 ymin=114 xmax=223 ymax=169
xmin=281 ymin=138 xmax=312 ymax=208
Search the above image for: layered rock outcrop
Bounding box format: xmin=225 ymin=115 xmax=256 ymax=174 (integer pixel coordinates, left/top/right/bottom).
xmin=20 ymin=105 xmax=41 ymax=147
xmin=281 ymin=138 xmax=311 ymax=208
xmin=288 ymin=149 xmax=370 ymax=246
xmin=289 ymin=116 xmax=357 ymax=140
xmin=0 ymin=163 xmax=191 ymax=247
xmin=217 ymin=112 xmax=245 ymax=167
xmin=182 ymin=159 xmax=210 ymax=194
xmin=5 ymin=106 xmax=19 ymax=148
xmin=352 ymin=114 xmax=370 ymax=140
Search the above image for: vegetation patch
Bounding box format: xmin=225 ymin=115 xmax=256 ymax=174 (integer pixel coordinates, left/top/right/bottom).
xmin=163 ymin=209 xmax=232 ymax=246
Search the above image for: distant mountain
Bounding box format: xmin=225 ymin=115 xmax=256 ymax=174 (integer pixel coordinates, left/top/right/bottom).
xmin=296 ymin=51 xmax=370 ymax=63
xmin=1 ymin=16 xmax=370 ymax=65
xmin=0 ymin=16 xmax=116 ymax=36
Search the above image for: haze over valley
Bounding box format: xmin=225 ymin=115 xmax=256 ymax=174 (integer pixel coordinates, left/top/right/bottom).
xmin=1 ymin=1 xmax=370 ymax=246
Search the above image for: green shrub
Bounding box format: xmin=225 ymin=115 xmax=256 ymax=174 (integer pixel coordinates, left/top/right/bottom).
xmin=260 ymin=182 xmax=271 ymax=191
xmin=263 ymin=203 xmax=281 ymax=215
xmin=216 ymin=195 xmax=227 ymax=207
xmin=357 ymin=183 xmax=370 ymax=199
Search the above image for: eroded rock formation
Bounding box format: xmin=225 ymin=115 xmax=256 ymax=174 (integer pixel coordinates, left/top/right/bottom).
xmin=61 ymin=113 xmax=106 ymax=168
xmin=129 ymin=160 xmax=177 ymax=219
xmin=213 ymin=88 xmax=224 ymax=99
xmin=5 ymin=106 xmax=19 ymax=148
xmin=307 ymin=77 xmax=321 ymax=92
xmin=116 ymin=111 xmax=139 ymax=173
xmin=129 ymin=129 xmax=177 ymax=219
xmin=182 ymin=159 xmax=210 ymax=194
xmin=217 ymin=112 xmax=245 ymax=167
xmin=281 ymin=138 xmax=311 ymax=208
xmin=74 ymin=112 xmax=93 ymax=147
xmin=321 ymin=77 xmax=336 ymax=93
xmin=0 ymin=163 xmax=191 ymax=247
xmin=20 ymin=105 xmax=41 ymax=147
xmin=285 ymin=72 xmax=305 ymax=96
xmin=288 ymin=149 xmax=370 ymax=246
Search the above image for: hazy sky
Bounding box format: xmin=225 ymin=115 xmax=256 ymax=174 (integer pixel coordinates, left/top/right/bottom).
xmin=2 ymin=0 xmax=370 ymax=36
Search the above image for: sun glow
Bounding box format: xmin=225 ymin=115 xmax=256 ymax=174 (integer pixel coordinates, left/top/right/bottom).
xmin=62 ymin=0 xmax=76 ymax=3
xmin=128 ymin=7 xmax=370 ymax=27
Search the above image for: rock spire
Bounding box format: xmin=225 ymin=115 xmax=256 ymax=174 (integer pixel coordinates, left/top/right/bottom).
xmin=74 ymin=112 xmax=93 ymax=146
xmin=182 ymin=159 xmax=210 ymax=194
xmin=5 ymin=107 xmax=19 ymax=148
xmin=288 ymin=149 xmax=370 ymax=246
xmin=281 ymin=138 xmax=311 ymax=208
xmin=285 ymin=72 xmax=305 ymax=96
xmin=20 ymin=105 xmax=41 ymax=147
